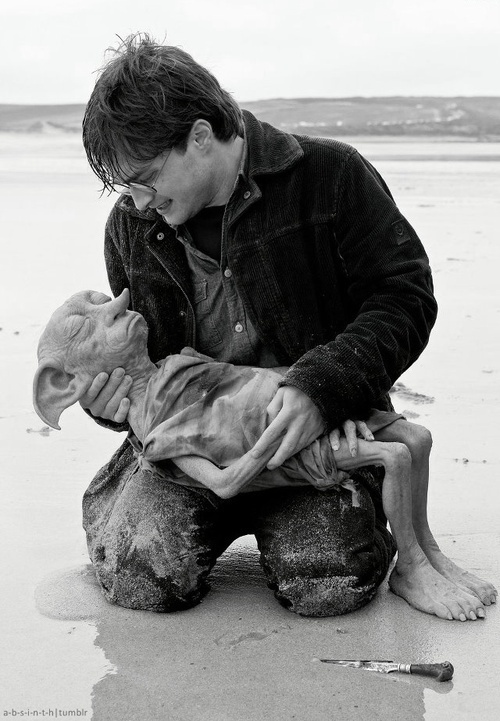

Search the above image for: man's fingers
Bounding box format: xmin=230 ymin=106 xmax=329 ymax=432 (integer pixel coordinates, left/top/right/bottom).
xmin=80 ymin=368 xmax=133 ymax=420
xmin=252 ymin=386 xmax=324 ymax=466
xmin=250 ymin=389 xmax=286 ymax=458
xmin=250 ymin=420 xmax=287 ymax=458
xmin=266 ymin=428 xmax=302 ymax=470
xmin=81 ymin=372 xmax=109 ymax=406
xmin=343 ymin=419 xmax=358 ymax=456
xmin=329 ymin=428 xmax=341 ymax=451
xmin=265 ymin=387 xmax=285 ymax=423
xmin=355 ymin=420 xmax=374 ymax=441
xmin=113 ymin=397 xmax=131 ymax=424
xmin=91 ymin=369 xmax=131 ymax=415
xmin=99 ymin=374 xmax=133 ymax=418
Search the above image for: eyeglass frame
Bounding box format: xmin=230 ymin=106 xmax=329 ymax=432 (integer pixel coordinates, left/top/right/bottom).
xmin=112 ymin=149 xmax=172 ymax=196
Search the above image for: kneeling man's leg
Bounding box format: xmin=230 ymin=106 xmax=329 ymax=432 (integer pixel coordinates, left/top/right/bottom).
xmin=83 ymin=442 xmax=229 ymax=612
xmin=253 ymin=472 xmax=396 ymax=617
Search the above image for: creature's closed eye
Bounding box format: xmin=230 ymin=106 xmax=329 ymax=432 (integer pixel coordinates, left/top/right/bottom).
xmin=65 ymin=315 xmax=89 ymax=340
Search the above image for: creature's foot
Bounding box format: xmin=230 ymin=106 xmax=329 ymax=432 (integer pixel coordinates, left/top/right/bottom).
xmin=422 ymin=544 xmax=497 ymax=606
xmin=389 ymin=552 xmax=485 ymax=621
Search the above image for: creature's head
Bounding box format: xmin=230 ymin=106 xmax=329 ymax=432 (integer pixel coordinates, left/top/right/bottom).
xmin=33 ymin=288 xmax=148 ymax=429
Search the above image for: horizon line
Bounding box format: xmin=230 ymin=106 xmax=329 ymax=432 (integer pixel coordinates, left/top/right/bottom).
xmin=1 ymin=94 xmax=500 ymax=107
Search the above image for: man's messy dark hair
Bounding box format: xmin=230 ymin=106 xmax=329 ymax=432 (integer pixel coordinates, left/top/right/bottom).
xmin=82 ymin=33 xmax=244 ymax=192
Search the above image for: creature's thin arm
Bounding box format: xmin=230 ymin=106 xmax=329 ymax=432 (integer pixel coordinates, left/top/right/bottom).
xmin=173 ymin=441 xmax=280 ymax=499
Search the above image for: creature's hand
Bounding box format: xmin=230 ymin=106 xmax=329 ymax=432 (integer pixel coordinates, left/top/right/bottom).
xmin=329 ymin=420 xmax=374 ymax=457
xmin=250 ymin=386 xmax=325 ymax=470
xmin=79 ymin=368 xmax=132 ymax=423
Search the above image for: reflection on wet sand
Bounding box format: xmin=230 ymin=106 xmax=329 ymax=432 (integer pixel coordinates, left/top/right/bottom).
xmin=36 ymin=543 xmax=449 ymax=721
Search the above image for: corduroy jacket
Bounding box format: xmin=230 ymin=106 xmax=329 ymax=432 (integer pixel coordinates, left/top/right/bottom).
xmin=104 ymin=110 xmax=437 ymax=430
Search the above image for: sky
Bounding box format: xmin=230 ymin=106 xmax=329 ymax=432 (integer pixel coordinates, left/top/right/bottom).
xmin=0 ymin=0 xmax=499 ymax=105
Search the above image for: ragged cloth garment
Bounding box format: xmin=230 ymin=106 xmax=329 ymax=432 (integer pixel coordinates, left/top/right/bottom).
xmin=128 ymin=347 xmax=402 ymax=495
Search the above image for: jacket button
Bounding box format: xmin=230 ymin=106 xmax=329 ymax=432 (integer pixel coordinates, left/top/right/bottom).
xmin=243 ymin=191 xmax=251 ymax=200
xmin=234 ymin=322 xmax=243 ymax=333
xmin=179 ymin=311 xmax=186 ymax=317
xmin=157 ymin=232 xmax=165 ymax=240
xmin=224 ymin=268 xmax=232 ymax=278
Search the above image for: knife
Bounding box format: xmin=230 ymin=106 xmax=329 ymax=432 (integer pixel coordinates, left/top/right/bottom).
xmin=316 ymin=659 xmax=454 ymax=682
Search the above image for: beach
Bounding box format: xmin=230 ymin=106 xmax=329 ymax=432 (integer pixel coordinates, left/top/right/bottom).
xmin=1 ymin=131 xmax=499 ymax=720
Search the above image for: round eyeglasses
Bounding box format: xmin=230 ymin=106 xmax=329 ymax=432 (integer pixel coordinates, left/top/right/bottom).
xmin=112 ymin=150 xmax=172 ymax=195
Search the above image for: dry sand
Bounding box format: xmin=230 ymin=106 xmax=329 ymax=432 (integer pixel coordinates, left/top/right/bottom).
xmin=1 ymin=132 xmax=499 ymax=720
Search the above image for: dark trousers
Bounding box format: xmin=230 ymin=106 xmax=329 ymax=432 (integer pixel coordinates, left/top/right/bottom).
xmin=82 ymin=441 xmax=396 ymax=617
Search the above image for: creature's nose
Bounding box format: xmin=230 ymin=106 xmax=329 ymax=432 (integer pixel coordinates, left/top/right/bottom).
xmin=106 ymin=288 xmax=130 ymax=321
xmin=115 ymin=288 xmax=130 ymax=308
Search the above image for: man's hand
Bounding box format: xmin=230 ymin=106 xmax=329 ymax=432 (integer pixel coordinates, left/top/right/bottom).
xmin=250 ymin=386 xmax=325 ymax=470
xmin=329 ymin=420 xmax=374 ymax=457
xmin=79 ymin=367 xmax=132 ymax=423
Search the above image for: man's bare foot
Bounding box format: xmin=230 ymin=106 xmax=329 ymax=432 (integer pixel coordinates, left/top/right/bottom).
xmin=421 ymin=542 xmax=498 ymax=606
xmin=389 ymin=552 xmax=486 ymax=621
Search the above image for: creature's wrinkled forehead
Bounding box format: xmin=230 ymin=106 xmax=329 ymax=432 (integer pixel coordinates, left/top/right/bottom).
xmin=37 ymin=290 xmax=111 ymax=361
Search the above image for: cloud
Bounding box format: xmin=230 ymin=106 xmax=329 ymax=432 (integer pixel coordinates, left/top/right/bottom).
xmin=1 ymin=0 xmax=499 ymax=103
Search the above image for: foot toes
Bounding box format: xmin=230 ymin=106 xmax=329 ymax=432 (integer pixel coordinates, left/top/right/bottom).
xmin=450 ymin=596 xmax=482 ymax=621
xmin=432 ymin=603 xmax=453 ymax=621
xmin=476 ymin=586 xmax=496 ymax=604
xmin=473 ymin=583 xmax=497 ymax=605
xmin=446 ymin=601 xmax=467 ymax=621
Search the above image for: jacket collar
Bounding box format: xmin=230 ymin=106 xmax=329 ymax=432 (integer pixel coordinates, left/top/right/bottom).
xmin=241 ymin=109 xmax=304 ymax=177
xmin=114 ymin=194 xmax=158 ymax=221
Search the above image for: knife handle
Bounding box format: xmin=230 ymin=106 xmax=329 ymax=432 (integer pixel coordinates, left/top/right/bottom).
xmin=405 ymin=662 xmax=454 ymax=682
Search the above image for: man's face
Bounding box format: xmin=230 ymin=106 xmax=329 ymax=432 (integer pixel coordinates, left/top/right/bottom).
xmin=116 ymin=121 xmax=225 ymax=226
xmin=43 ymin=289 xmax=148 ymax=376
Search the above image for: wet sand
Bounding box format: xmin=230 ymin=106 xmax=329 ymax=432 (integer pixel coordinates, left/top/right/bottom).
xmin=1 ymin=132 xmax=499 ymax=720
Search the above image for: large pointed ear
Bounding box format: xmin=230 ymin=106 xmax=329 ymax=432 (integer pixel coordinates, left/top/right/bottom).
xmin=33 ymin=359 xmax=88 ymax=430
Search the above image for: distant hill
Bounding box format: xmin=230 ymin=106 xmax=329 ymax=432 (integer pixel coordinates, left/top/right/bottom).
xmin=244 ymin=97 xmax=500 ymax=139
xmin=0 ymin=104 xmax=84 ymax=134
xmin=1 ymin=97 xmax=499 ymax=139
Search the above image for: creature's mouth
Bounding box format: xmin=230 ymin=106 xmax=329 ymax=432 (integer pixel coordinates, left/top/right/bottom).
xmin=126 ymin=313 xmax=141 ymax=331
xmin=126 ymin=313 xmax=149 ymax=340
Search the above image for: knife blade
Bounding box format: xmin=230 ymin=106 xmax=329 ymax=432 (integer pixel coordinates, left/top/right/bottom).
xmin=316 ymin=659 xmax=454 ymax=682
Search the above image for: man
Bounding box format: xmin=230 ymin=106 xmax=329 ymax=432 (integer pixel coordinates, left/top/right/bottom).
xmin=80 ymin=34 xmax=438 ymax=616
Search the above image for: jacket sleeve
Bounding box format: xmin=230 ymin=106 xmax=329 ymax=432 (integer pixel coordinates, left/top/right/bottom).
xmin=280 ymin=150 xmax=438 ymax=429
xmin=83 ymin=203 xmax=132 ymax=433
xmin=104 ymin=203 xmax=132 ymax=300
